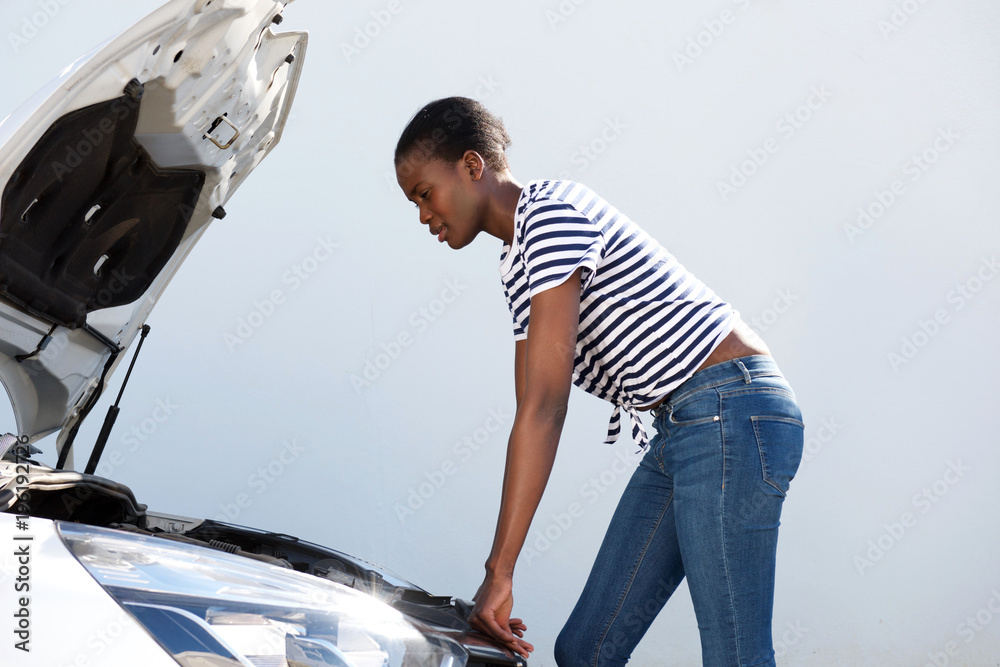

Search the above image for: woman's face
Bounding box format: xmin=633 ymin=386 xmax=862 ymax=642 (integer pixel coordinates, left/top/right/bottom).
xmin=395 ymin=151 xmax=484 ymax=250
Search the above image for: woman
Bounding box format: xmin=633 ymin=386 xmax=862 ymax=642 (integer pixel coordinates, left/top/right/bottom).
xmin=394 ymin=97 xmax=805 ymax=666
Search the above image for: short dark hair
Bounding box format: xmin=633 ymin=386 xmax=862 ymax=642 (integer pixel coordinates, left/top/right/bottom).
xmin=394 ymin=97 xmax=511 ymax=173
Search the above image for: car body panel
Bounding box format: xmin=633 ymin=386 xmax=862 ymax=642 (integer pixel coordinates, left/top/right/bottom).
xmin=0 ymin=512 xmax=181 ymax=666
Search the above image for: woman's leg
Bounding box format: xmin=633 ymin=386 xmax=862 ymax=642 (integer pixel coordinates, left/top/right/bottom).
xmin=664 ymin=361 xmax=804 ymax=666
xmin=554 ymin=436 xmax=687 ymax=667
xmin=556 ymin=357 xmax=803 ymax=666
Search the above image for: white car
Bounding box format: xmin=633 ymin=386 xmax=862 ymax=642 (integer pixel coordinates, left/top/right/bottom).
xmin=0 ymin=2 xmax=525 ymax=666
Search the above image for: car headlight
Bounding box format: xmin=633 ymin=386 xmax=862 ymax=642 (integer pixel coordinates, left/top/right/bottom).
xmin=58 ymin=523 xmax=468 ymax=667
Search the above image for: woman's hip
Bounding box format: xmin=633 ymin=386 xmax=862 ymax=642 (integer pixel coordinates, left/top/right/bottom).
xmin=645 ymin=355 xmax=804 ymax=496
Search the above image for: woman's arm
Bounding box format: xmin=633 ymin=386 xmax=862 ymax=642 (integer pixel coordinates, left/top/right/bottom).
xmin=514 ymin=337 xmax=525 ymax=410
xmin=469 ymin=267 xmax=583 ymax=657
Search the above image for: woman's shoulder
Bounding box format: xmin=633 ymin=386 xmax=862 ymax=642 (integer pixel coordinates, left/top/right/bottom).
xmin=525 ymin=178 xmax=589 ymax=194
xmin=520 ymin=179 xmax=597 ymax=211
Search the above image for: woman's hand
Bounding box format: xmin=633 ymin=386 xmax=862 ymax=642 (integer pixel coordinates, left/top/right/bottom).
xmin=469 ymin=572 xmax=534 ymax=659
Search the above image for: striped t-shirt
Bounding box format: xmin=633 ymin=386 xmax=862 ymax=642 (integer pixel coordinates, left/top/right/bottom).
xmin=499 ymin=180 xmax=738 ymax=451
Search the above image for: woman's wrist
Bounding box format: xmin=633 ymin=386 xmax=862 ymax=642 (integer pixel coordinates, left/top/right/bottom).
xmin=485 ymin=558 xmax=515 ymax=579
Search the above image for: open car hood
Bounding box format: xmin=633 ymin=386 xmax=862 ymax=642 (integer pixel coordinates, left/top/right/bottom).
xmin=0 ymin=0 xmax=306 ymax=451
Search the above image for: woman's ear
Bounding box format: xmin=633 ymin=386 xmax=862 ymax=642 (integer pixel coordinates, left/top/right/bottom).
xmin=462 ymin=150 xmax=486 ymax=181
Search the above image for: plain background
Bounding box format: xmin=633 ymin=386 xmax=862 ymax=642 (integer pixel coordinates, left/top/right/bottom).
xmin=2 ymin=0 xmax=999 ymax=664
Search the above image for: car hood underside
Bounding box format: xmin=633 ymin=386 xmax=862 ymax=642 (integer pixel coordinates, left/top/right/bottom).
xmin=0 ymin=0 xmax=306 ymax=452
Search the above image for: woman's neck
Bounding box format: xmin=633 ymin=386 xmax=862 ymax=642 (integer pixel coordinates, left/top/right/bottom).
xmin=481 ymin=172 xmax=523 ymax=246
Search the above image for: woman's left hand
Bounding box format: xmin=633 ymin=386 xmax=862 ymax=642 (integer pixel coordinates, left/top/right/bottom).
xmin=470 ymin=573 xmax=534 ymax=659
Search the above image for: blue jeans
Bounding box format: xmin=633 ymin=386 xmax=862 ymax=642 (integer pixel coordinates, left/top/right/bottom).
xmin=554 ymin=355 xmax=804 ymax=666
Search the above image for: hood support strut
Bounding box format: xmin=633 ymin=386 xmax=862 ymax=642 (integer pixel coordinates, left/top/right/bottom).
xmin=83 ymin=324 xmax=150 ymax=475
xmin=55 ymin=351 xmax=117 ymax=470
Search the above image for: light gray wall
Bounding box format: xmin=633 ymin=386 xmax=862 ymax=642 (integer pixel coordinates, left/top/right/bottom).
xmin=2 ymin=1 xmax=999 ymax=664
